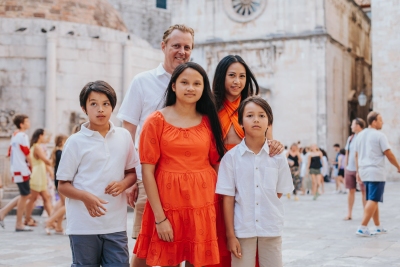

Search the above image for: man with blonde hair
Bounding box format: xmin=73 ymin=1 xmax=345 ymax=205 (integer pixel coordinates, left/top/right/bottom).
xmin=355 ymin=111 xmax=400 ymax=236
xmin=118 ymin=24 xmax=195 ymax=267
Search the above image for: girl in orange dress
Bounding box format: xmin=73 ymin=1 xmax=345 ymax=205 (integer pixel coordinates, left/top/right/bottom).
xmin=134 ymin=62 xmax=226 ymax=267
xmin=211 ymin=55 xmax=282 ymax=267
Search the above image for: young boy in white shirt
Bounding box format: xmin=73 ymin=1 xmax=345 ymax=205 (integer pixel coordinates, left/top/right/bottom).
xmin=216 ymin=96 xmax=293 ymax=267
xmin=57 ymin=81 xmax=139 ymax=267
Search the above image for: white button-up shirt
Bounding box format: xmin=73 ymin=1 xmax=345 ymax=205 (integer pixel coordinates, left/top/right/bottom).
xmin=117 ymin=63 xmax=171 ymax=179
xmin=216 ymin=139 xmax=293 ymax=238
xmin=57 ymin=121 xmax=139 ymax=235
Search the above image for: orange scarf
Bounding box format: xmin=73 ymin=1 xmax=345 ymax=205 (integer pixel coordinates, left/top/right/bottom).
xmin=218 ymin=97 xmax=245 ymax=142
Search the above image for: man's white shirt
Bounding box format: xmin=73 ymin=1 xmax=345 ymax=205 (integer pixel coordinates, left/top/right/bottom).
xmin=117 ymin=63 xmax=171 ymax=179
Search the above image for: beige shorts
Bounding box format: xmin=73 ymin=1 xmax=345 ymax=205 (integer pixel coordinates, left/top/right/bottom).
xmin=231 ymin=236 xmax=282 ymax=267
xmin=132 ymin=180 xmax=148 ymax=239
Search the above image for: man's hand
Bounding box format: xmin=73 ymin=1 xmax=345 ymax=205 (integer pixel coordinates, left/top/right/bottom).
xmin=82 ymin=192 xmax=108 ymax=217
xmin=227 ymin=236 xmax=242 ymax=259
xmin=267 ymin=140 xmax=284 ymax=156
xmin=126 ymin=183 xmax=139 ymax=208
xmin=356 ymin=172 xmax=363 ymax=185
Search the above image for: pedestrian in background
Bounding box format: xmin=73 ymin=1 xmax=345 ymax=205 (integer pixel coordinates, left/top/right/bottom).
xmin=355 ymin=111 xmax=400 ymax=236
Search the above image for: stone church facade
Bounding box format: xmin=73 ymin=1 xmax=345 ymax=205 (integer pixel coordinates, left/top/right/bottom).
xmin=112 ymin=0 xmax=372 ymax=154
xmin=167 ymin=0 xmax=372 ymax=155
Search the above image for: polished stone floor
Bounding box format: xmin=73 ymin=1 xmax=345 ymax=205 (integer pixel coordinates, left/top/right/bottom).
xmin=1 ymin=182 xmax=399 ymax=267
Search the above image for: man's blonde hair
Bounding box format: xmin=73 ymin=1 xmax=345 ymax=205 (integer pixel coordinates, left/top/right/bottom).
xmin=162 ymin=24 xmax=195 ymax=48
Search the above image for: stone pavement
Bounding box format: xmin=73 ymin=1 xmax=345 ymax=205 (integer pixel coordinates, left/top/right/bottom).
xmin=1 ymin=182 xmax=400 ymax=267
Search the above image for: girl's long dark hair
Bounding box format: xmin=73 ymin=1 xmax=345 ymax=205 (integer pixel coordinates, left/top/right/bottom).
xmin=212 ymin=55 xmax=259 ymax=111
xmin=30 ymin=128 xmax=44 ymax=147
xmin=164 ymin=62 xmax=226 ymax=160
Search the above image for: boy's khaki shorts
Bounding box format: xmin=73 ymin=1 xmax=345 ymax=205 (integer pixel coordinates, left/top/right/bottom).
xmin=132 ymin=180 xmax=147 ymax=239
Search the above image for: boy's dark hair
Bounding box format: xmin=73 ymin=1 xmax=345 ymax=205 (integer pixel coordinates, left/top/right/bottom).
xmin=333 ymin=143 xmax=340 ymax=148
xmin=353 ymin=118 xmax=366 ymax=129
xmin=164 ymin=62 xmax=226 ymax=160
xmin=79 ymin=81 xmax=117 ymax=111
xmin=212 ymin=55 xmax=259 ymax=111
xmin=367 ymin=111 xmax=380 ymax=126
xmin=339 ymin=148 xmax=346 ymax=155
xmin=13 ymin=114 xmax=29 ymax=129
xmin=238 ymin=96 xmax=273 ymax=126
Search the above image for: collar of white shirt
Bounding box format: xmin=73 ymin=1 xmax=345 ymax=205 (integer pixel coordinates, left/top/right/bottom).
xmin=237 ymin=139 xmax=270 ymax=156
xmin=156 ymin=63 xmax=172 ymax=78
xmin=80 ymin=121 xmax=116 ymax=137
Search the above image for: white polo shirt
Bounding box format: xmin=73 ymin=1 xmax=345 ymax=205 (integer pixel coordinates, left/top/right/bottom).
xmin=216 ymin=140 xmax=293 ymax=238
xmin=57 ymin=121 xmax=139 ymax=235
xmin=9 ymin=131 xmax=31 ymax=182
xmin=355 ymin=128 xmax=391 ymax=182
xmin=117 ymin=63 xmax=171 ymax=179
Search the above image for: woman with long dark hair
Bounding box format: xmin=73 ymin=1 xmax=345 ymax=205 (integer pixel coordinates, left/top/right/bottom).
xmin=133 ymin=62 xmax=225 ymax=266
xmin=212 ymin=55 xmax=283 ymax=267
xmin=24 ymin=129 xmax=53 ymax=226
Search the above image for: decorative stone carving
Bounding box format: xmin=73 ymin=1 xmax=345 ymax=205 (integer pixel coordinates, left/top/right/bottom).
xmin=223 ymin=0 xmax=267 ymax=23
xmin=0 ymin=110 xmax=16 ymax=138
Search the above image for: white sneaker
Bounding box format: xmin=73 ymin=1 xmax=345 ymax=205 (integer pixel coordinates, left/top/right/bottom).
xmin=356 ymin=228 xmax=374 ymax=237
xmin=373 ymin=228 xmax=388 ymax=235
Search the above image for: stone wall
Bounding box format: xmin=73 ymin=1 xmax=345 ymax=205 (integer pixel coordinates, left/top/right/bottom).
xmin=171 ymin=0 xmax=325 ymax=43
xmin=0 ymin=17 xmax=163 ymax=185
xmin=324 ymin=0 xmax=372 ymax=151
xmin=371 ymin=0 xmax=400 ymax=181
xmin=109 ymin=0 xmax=171 ymax=48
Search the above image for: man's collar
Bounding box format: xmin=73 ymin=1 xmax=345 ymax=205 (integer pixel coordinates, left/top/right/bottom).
xmin=238 ymin=139 xmax=270 ymax=156
xmin=80 ymin=121 xmax=115 ymax=137
xmin=157 ymin=63 xmax=171 ymax=78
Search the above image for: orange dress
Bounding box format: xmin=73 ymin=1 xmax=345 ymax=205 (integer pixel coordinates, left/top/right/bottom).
xmin=134 ymin=111 xmax=220 ymax=267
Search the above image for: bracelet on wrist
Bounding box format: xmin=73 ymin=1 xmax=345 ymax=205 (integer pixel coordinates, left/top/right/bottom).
xmin=155 ymin=217 xmax=167 ymax=225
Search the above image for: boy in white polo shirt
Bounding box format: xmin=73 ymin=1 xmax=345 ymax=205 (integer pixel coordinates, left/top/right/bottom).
xmin=216 ymin=96 xmax=293 ymax=267
xmin=57 ymin=81 xmax=139 ymax=267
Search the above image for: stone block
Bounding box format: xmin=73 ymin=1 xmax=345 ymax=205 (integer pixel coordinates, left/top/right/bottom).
xmin=76 ymin=39 xmax=92 ymax=50
xmin=0 ymin=58 xmax=21 ymax=71
xmin=24 ymin=35 xmax=46 ymax=47
xmin=58 ymin=59 xmax=77 ymax=74
xmin=0 ymin=45 xmax=9 ymax=57
xmin=58 ymin=37 xmax=77 ymax=49
xmin=0 ymin=34 xmax=12 ymax=45
xmin=57 ymin=47 xmax=80 ymax=60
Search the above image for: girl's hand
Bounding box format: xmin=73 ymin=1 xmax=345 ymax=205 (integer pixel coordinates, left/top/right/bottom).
xmin=268 ymin=140 xmax=284 ymax=156
xmin=155 ymin=218 xmax=174 ymax=242
xmin=82 ymin=192 xmax=108 ymax=217
xmin=227 ymin=236 xmax=242 ymax=259
xmin=105 ymin=181 xmax=127 ymax=197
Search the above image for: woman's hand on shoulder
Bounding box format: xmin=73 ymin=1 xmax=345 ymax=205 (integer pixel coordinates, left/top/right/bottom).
xmin=155 ymin=218 xmax=174 ymax=242
xmin=227 ymin=236 xmax=242 ymax=259
xmin=267 ymin=140 xmax=284 ymax=156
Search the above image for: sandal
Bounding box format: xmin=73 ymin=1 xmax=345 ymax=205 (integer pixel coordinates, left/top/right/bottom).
xmin=24 ymin=218 xmax=37 ymax=227
xmin=343 ymin=216 xmax=352 ymax=221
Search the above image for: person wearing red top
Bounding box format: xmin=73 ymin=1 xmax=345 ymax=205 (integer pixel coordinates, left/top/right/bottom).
xmin=134 ymin=62 xmax=226 ymax=267
xmin=211 ymin=55 xmax=283 ymax=267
